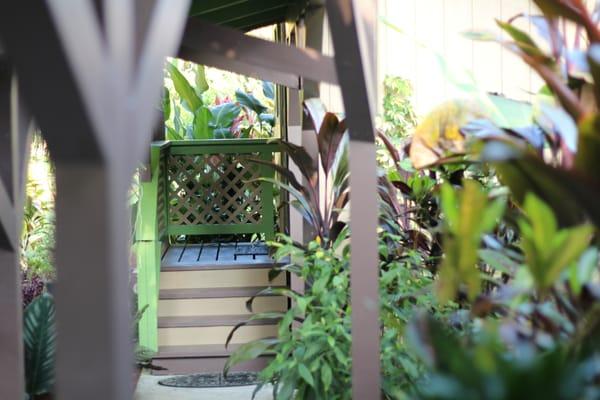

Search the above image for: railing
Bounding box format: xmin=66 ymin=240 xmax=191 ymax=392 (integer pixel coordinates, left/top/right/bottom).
xmin=135 ymin=139 xmax=280 ymax=351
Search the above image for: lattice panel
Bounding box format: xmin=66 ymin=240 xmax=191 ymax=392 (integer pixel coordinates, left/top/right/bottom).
xmin=156 ymin=151 xmax=167 ymax=236
xmin=167 ymin=153 xmax=264 ymax=226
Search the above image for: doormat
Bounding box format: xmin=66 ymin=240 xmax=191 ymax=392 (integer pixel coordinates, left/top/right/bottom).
xmin=158 ymin=372 xmax=259 ymax=388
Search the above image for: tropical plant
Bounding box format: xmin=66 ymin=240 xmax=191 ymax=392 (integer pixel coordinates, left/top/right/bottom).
xmin=225 ymin=235 xmax=352 ymax=399
xmin=165 ymin=60 xmax=275 ymax=140
xmin=21 ymin=135 xmax=55 ymax=281
xmin=250 ymin=98 xmax=349 ymax=244
xmin=459 ymin=0 xmax=600 ymax=228
xmin=381 ymin=76 xmax=418 ymax=139
xmin=23 ymin=292 xmax=56 ymax=399
xmin=406 ymin=314 xmax=600 ymax=400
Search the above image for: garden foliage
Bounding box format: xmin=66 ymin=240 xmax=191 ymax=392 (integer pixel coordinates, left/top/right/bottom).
xmin=165 ymin=60 xmax=275 ymax=140
xmin=226 ymin=1 xmax=600 ymax=398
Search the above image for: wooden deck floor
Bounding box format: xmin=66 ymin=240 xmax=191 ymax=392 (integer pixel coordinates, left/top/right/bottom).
xmin=161 ymin=242 xmax=277 ymax=270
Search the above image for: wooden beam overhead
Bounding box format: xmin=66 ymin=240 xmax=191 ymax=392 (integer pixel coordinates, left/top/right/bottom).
xmin=179 ymin=18 xmax=337 ymax=85
xmin=178 ymin=46 xmax=300 ymax=88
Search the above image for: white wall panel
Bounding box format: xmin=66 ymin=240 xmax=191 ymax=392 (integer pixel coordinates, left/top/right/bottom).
xmin=320 ymin=0 xmax=540 ymax=117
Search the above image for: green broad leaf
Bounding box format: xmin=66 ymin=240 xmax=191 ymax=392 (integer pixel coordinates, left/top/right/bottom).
xmin=479 ymin=197 xmax=506 ymax=232
xmin=235 ymin=90 xmax=267 ymax=115
xmin=544 ymin=223 xmax=594 ymax=288
xmin=210 ymin=102 xmax=241 ymax=129
xmin=496 ymin=20 xmax=547 ymax=60
xmin=24 ymin=293 xmax=56 ymax=396
xmin=173 ymin=106 xmax=183 ymax=134
xmin=167 ymin=62 xmax=203 ymax=112
xmin=321 ymin=363 xmax=333 ymax=390
xmin=478 ymin=249 xmax=519 ymax=275
xmin=162 ymin=88 xmax=171 ymax=120
xmin=440 ymin=183 xmax=458 ymax=232
xmin=192 ymin=107 xmax=213 ymax=139
xmin=194 ymin=64 xmax=209 ymax=97
xmin=166 ymin=126 xmax=183 ymax=141
xmin=298 ymin=364 xmax=315 ymax=387
xmin=259 ymin=113 xmax=275 ymax=126
xmin=438 ymin=180 xmax=504 ymax=302
xmin=263 ymin=81 xmax=275 ymax=100
xmin=522 ymin=193 xmax=558 ymax=252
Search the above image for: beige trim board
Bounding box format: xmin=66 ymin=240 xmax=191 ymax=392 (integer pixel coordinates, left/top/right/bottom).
xmin=158 ymin=324 xmax=278 ymax=346
xmin=160 ymin=268 xmax=286 ymax=289
xmin=158 ymin=296 xmax=287 ymax=317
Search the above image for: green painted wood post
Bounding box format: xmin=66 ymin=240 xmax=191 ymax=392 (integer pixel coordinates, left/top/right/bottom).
xmin=135 ymin=143 xmax=167 ymax=352
xmin=259 ymin=149 xmax=276 ymax=242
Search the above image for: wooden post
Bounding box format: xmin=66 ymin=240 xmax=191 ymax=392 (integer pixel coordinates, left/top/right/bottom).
xmin=0 ymin=1 xmax=189 ymax=398
xmin=326 ymin=1 xmax=381 ymax=398
xmin=0 ymin=60 xmax=33 ymax=400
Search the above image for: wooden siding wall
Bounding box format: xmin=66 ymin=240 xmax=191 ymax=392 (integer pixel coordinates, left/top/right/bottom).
xmin=320 ymin=0 xmax=549 ymax=116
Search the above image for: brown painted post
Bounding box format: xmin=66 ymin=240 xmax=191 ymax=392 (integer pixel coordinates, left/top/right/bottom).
xmin=325 ymin=0 xmax=381 ymax=398
xmin=0 ymin=1 xmax=189 ymax=399
xmin=0 ymin=60 xmax=33 ymax=400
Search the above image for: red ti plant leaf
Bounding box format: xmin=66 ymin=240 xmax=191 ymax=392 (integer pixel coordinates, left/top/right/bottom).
xmin=304 ymin=97 xmax=327 ymax=136
xmin=317 ymin=113 xmax=347 ymax=174
xmin=532 ymin=0 xmax=600 ymax=43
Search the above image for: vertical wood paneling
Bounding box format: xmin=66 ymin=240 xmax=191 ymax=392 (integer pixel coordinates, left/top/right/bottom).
xmin=501 ymin=0 xmax=533 ymax=101
xmin=320 ymin=16 xmax=344 ymax=113
xmin=444 ymin=0 xmax=474 ymax=100
xmin=472 ymin=0 xmax=503 ymax=96
xmin=414 ymin=0 xmax=445 ymax=115
xmin=383 ymin=0 xmax=417 ymax=86
xmin=321 ymin=0 xmax=539 ymax=116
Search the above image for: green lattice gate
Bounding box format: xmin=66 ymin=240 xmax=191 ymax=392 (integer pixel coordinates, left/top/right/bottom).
xmin=135 ymin=139 xmax=281 ymax=351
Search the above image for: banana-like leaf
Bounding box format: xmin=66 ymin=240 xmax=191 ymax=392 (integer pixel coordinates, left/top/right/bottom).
xmin=192 ymin=106 xmax=213 ymax=140
xmin=162 ymin=88 xmax=171 ymax=121
xmin=194 ymin=64 xmax=209 ymax=97
xmin=304 ymin=98 xmax=327 ymax=136
xmin=235 ymin=90 xmax=267 ymax=115
xmin=166 ymin=62 xmax=202 ymax=112
xmin=262 ymin=81 xmax=275 ymax=100
xmin=210 ymin=102 xmax=241 ymax=130
xmin=24 ymin=293 xmax=56 ymax=396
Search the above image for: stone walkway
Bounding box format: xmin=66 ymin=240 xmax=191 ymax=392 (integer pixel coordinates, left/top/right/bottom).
xmin=134 ymin=371 xmax=273 ymax=400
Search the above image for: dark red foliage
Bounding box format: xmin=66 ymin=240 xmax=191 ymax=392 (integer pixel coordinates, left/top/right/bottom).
xmin=22 ymin=273 xmax=45 ymax=307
